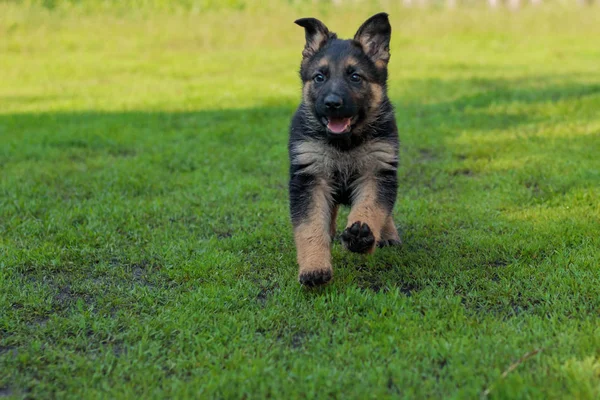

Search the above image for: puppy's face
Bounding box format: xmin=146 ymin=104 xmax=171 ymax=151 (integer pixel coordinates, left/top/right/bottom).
xmin=296 ymin=13 xmax=392 ymax=137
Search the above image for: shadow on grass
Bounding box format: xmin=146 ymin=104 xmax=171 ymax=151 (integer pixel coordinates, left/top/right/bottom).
xmin=1 ymin=75 xmax=599 ymax=322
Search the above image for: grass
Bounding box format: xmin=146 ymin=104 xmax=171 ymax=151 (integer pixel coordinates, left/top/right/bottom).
xmin=1 ymin=1 xmax=600 ymax=398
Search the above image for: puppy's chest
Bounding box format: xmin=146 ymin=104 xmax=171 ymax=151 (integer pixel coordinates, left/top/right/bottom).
xmin=293 ymin=140 xmax=397 ymax=182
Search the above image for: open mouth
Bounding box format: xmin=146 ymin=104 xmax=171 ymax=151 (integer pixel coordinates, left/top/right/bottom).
xmin=322 ymin=116 xmax=357 ymax=135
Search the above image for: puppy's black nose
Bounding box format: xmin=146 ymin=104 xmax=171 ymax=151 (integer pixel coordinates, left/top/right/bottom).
xmin=324 ymin=94 xmax=343 ymax=110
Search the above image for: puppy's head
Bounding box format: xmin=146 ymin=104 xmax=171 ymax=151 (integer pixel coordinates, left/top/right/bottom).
xmin=295 ymin=13 xmax=391 ymax=137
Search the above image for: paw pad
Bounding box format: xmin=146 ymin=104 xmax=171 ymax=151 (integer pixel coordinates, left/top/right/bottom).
xmin=341 ymin=221 xmax=375 ymax=253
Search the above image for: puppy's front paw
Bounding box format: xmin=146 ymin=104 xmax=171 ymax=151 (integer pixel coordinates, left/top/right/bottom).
xmin=298 ymin=268 xmax=332 ymax=287
xmin=341 ymin=221 xmax=375 ymax=254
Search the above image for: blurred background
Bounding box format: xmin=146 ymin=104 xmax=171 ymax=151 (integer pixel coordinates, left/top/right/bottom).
xmin=2 ymin=0 xmax=599 ymax=115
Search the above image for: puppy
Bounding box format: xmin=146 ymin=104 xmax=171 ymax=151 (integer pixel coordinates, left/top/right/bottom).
xmin=288 ymin=13 xmax=400 ymax=286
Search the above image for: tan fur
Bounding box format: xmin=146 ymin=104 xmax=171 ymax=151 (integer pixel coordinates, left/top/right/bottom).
xmin=294 ymin=179 xmax=333 ymax=277
xmin=302 ymin=82 xmax=313 ymax=105
xmin=345 ymin=57 xmax=359 ymax=69
xmin=381 ymin=215 xmax=401 ymax=242
xmin=292 ymin=140 xmax=397 ymax=181
xmin=346 ymin=178 xmax=389 ymax=253
xmin=369 ymin=83 xmax=384 ymax=112
xmin=360 ymin=83 xmax=386 ymax=130
xmin=375 ymin=59 xmax=388 ymax=69
xmin=292 ymin=139 xmax=397 ymax=256
xmin=302 ymin=34 xmax=329 ymax=65
xmin=318 ymin=57 xmax=330 ymax=68
xmin=355 ymin=35 xmax=390 ymax=68
xmin=309 ymin=31 xmax=328 ymax=53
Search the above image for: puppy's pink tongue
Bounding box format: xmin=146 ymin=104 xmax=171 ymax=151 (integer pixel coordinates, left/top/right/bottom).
xmin=327 ymin=118 xmax=351 ymax=134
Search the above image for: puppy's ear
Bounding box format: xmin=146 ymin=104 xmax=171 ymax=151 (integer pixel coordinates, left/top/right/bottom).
xmin=354 ymin=13 xmax=391 ymax=68
xmin=295 ymin=18 xmax=334 ymax=60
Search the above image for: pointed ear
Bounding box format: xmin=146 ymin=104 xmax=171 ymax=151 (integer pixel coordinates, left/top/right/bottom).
xmin=295 ymin=18 xmax=333 ymax=60
xmin=354 ymin=13 xmax=391 ymax=68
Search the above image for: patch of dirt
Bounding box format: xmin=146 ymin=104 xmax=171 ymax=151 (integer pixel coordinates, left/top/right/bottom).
xmin=132 ymin=265 xmax=144 ymax=281
xmin=524 ymin=180 xmax=541 ymax=194
xmin=451 ymin=168 xmax=474 ymax=177
xmin=214 ymin=230 xmax=232 ymax=239
xmin=290 ymin=332 xmax=308 ymax=349
xmin=108 ymin=148 xmax=136 ymax=158
xmin=256 ymin=288 xmax=269 ymax=306
xmin=55 ymin=285 xmax=74 ymax=305
xmin=437 ymin=358 xmax=448 ymax=369
xmin=244 ymin=192 xmax=260 ymax=202
xmin=71 ymin=215 xmax=87 ymax=226
xmin=0 ymin=346 xmax=17 ymax=358
xmin=28 ymin=316 xmax=49 ymax=329
xmin=112 ymin=342 xmax=127 ymax=357
xmin=366 ymin=283 xmax=389 ymax=293
xmin=127 ymin=260 xmax=178 ymax=289
xmin=256 ymin=283 xmax=278 ymax=307
xmin=358 ymin=279 xmax=420 ymax=296
xmin=400 ymin=282 xmax=419 ymax=297
xmin=431 ymin=358 xmax=448 ymax=382
xmin=461 ymin=291 xmax=543 ymax=320
xmin=489 ymin=260 xmax=508 ymax=268
xmin=417 ymin=148 xmax=437 ymax=163
xmin=387 ymin=376 xmax=402 ymax=395
xmin=510 ymin=297 xmax=542 ymax=317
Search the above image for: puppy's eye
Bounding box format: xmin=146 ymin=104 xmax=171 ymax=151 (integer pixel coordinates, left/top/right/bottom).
xmin=349 ymin=73 xmax=362 ymax=83
xmin=314 ymin=73 xmax=326 ymax=83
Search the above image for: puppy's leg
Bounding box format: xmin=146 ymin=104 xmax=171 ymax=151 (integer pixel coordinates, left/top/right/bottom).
xmin=342 ymin=170 xmax=397 ymax=254
xmin=378 ymin=216 xmax=402 ymax=248
xmin=290 ymin=175 xmax=334 ymax=286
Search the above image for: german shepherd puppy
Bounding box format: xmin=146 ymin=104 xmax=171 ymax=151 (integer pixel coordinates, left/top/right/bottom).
xmin=289 ymin=13 xmax=400 ymax=286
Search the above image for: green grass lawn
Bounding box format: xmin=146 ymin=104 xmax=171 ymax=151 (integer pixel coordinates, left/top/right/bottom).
xmin=1 ymin=1 xmax=600 ymax=398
